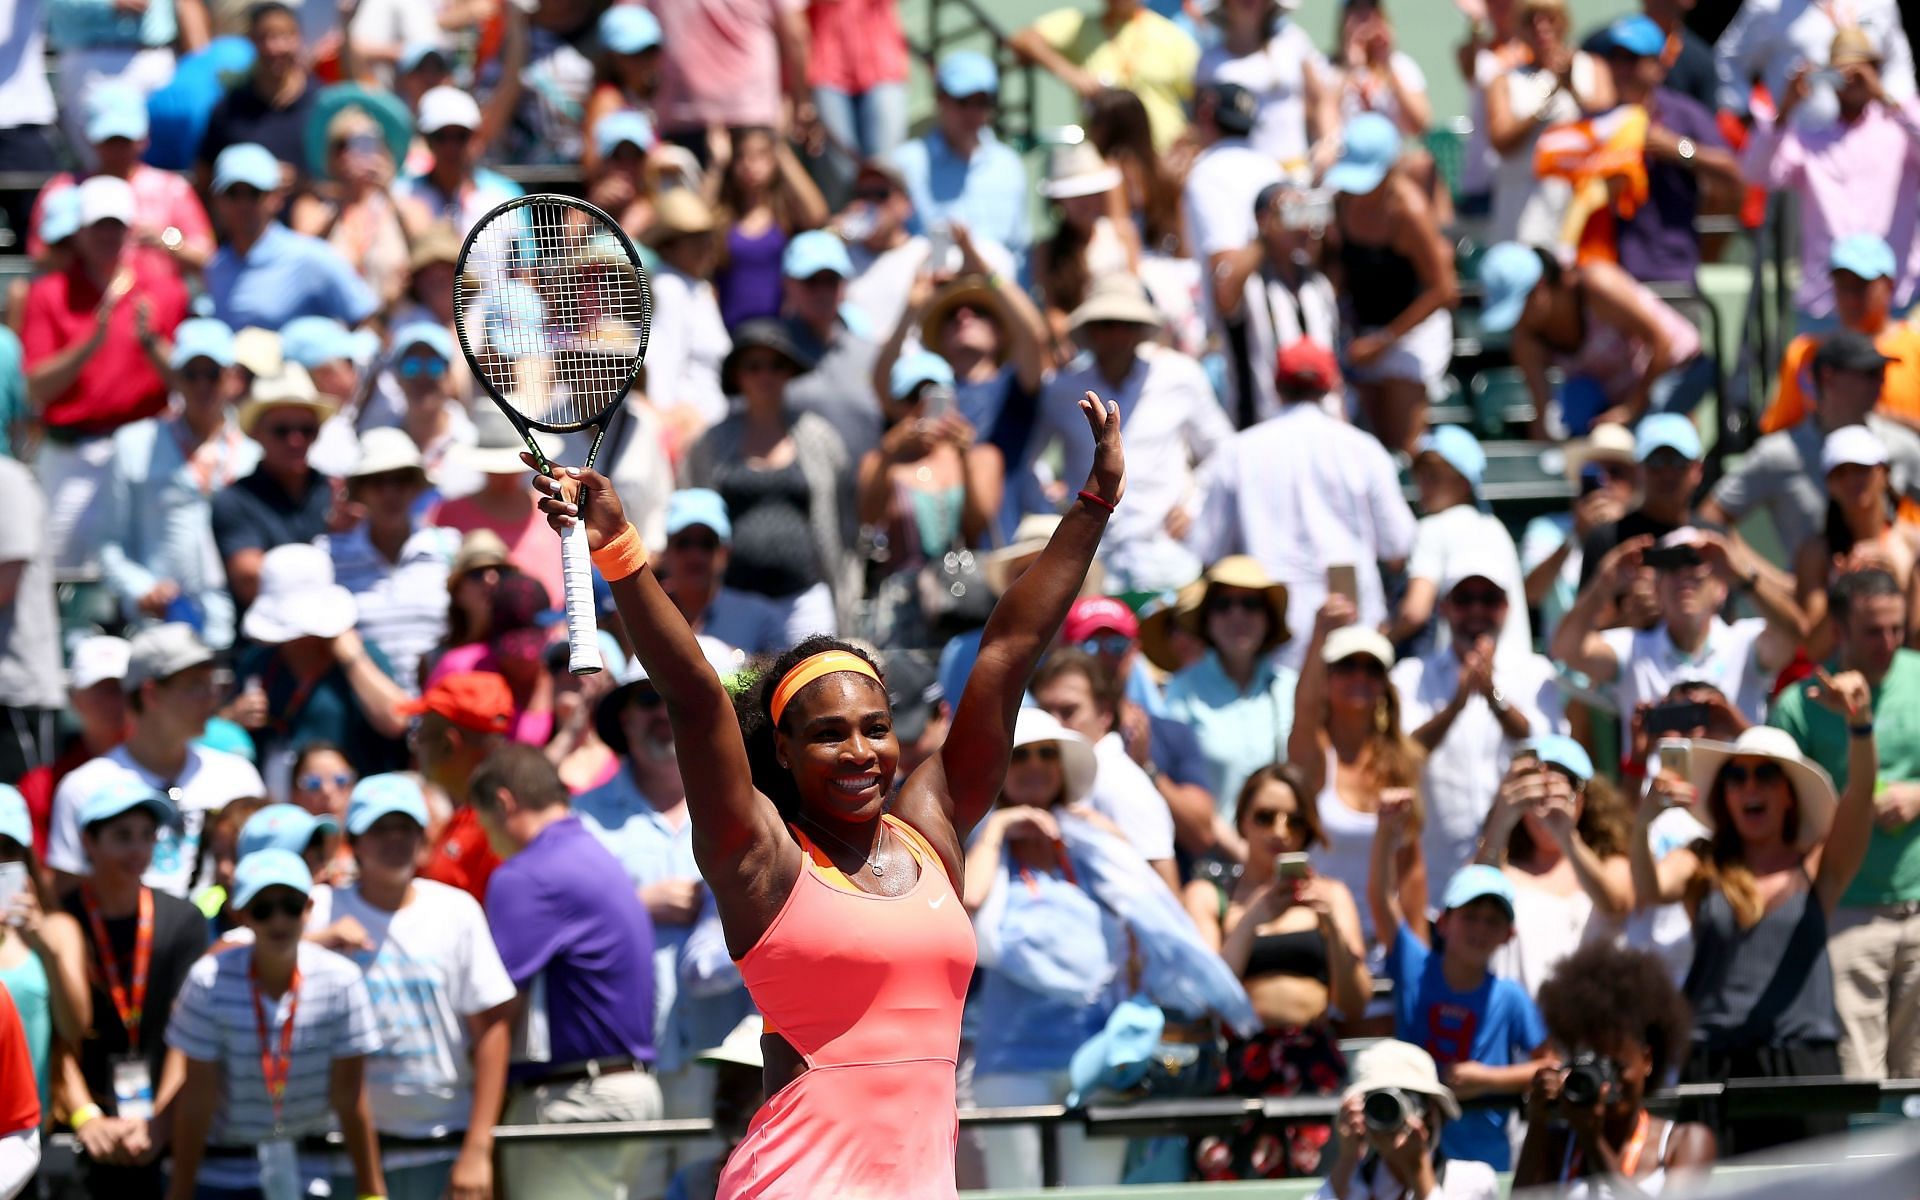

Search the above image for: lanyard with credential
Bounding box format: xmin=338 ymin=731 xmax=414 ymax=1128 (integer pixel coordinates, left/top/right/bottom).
xmin=251 ymin=965 xmax=303 ymax=1133
xmin=81 ymin=885 xmax=153 ymax=1050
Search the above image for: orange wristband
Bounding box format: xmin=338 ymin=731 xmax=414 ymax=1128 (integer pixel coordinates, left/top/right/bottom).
xmin=590 ymin=523 xmax=648 ymax=581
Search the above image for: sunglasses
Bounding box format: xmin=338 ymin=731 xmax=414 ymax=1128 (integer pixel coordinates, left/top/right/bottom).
xmin=627 ymin=688 xmax=665 ymax=708
xmin=335 ymin=133 xmax=384 ymax=155
xmin=399 ymin=356 xmax=449 ymax=379
xmin=670 ymin=533 xmax=720 ymax=552
xmin=247 ymin=894 xmax=306 ymax=922
xmin=1722 ymin=761 xmax=1787 ymax=788
xmin=738 ymin=355 xmax=793 ymax=375
xmin=1209 ymin=595 xmax=1268 ymax=615
xmin=1079 ymin=634 xmax=1133 ymax=658
xmin=1643 ymin=449 xmax=1693 ymax=469
xmin=1450 ymin=589 xmax=1507 ymax=608
xmin=261 ymin=421 xmax=319 ymax=441
xmin=1010 ymin=744 xmax=1061 ymax=765
xmin=852 ymin=187 xmax=893 ymax=203
xmin=950 ymin=93 xmax=995 ymax=110
xmin=1248 ymin=809 xmax=1297 ymax=829
xmin=222 ymin=184 xmax=266 ymax=202
xmin=946 ymin=303 xmax=990 ymax=324
xmin=427 ymin=127 xmax=472 ymax=144
xmin=180 ymin=365 xmax=223 ymax=383
xmin=297 ymin=771 xmax=353 ymax=792
xmin=1330 ymin=657 xmax=1386 ymax=677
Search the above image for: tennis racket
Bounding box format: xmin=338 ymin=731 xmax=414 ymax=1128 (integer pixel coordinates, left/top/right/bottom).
xmin=451 ymin=194 xmax=653 ymax=675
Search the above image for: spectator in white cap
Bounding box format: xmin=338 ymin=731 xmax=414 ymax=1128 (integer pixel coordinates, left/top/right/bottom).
xmin=1315 ymin=1039 xmax=1497 ymax=1200
xmin=325 ymin=428 xmax=455 ymax=693
xmin=27 ymin=84 xmax=214 ymax=272
xmin=49 ymin=624 xmax=265 ymax=899
xmin=98 ymin=318 xmax=257 ymax=651
xmin=28 ymin=637 xmax=133 ymax=806
xmin=1394 ymin=554 xmax=1564 ymax=890
xmin=195 ymin=2 xmax=321 ymax=185
xmin=1554 ymin=526 xmax=1802 ymax=748
xmin=1184 ymin=82 xmax=1284 ymax=290
xmin=0 ymin=459 xmax=63 ymax=787
xmin=399 ymin=86 xmax=521 ymax=240
xmin=889 ymin=51 xmax=1031 ymax=260
xmin=21 ymin=172 xmax=192 ymax=573
xmin=1791 ymin=425 xmax=1920 ymax=660
xmin=1390 ymin=425 xmax=1532 ymax=663
xmin=231 ymin=544 xmax=412 ymax=790
xmin=203 ymin=143 xmax=378 ymax=333
xmin=210 ymin=362 xmax=338 ymax=608
xmin=1032 ymin=141 xmax=1137 ymax=341
xmin=654 ymin=489 xmax=786 ymax=657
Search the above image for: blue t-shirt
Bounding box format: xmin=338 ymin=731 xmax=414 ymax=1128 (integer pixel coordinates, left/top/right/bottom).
xmin=1385 ymin=922 xmax=1546 ymax=1170
xmin=204 ymin=222 xmax=378 ymax=332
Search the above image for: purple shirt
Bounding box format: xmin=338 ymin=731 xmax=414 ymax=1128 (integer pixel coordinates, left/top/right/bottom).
xmin=1741 ymin=98 xmax=1920 ymax=318
xmin=487 ymin=815 xmax=657 ymax=1079
xmin=1615 ymin=90 xmax=1725 ymax=285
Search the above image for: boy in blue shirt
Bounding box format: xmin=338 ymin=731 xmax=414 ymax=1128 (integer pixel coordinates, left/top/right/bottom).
xmin=1372 ymin=808 xmax=1552 ymax=1171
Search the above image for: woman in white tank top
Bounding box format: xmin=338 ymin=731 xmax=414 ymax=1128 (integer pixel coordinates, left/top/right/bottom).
xmin=1515 ymin=942 xmax=1718 ymax=1197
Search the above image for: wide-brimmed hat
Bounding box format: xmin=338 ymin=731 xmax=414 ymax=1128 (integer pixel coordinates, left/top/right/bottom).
xmin=237 ymin=363 xmax=336 ymax=437
xmin=242 ymin=544 xmax=356 ymax=644
xmin=982 ymin=514 xmax=1107 ymax=596
xmin=1069 ymin=275 xmax=1162 ymax=332
xmin=409 ymin=222 xmax=463 ymax=274
xmin=1830 ymin=25 xmax=1882 ymax=67
xmin=306 ymin=83 xmax=412 ymax=180
xmin=1562 ymin=422 xmax=1637 ymax=480
xmin=721 ymin=318 xmax=817 ymax=394
xmin=1040 ymin=141 xmax=1122 ymax=201
xmin=1009 ymin=708 xmax=1097 ymax=806
xmin=458 ymin=404 xmax=559 ymax=475
xmin=920 ymin=274 xmax=1005 ymax=353
xmin=1177 ymin=556 xmax=1291 ymax=653
xmin=1686 ymin=726 xmax=1838 ymax=852
xmin=644 ymin=188 xmax=716 ymax=247
xmin=1340 ymin=1039 xmax=1463 ymax=1122
xmin=1139 ymin=581 xmax=1207 ymax=673
xmin=348 ymin=426 xmax=428 ymax=481
xmin=448 ymin=529 xmax=511 ymax=587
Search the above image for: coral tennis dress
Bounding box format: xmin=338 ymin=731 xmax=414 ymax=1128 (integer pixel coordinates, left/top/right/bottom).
xmin=717 ymin=814 xmax=977 ymax=1199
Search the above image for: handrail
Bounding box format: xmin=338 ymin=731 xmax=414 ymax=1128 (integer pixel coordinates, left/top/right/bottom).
xmin=917 ymin=0 xmax=1042 ymax=151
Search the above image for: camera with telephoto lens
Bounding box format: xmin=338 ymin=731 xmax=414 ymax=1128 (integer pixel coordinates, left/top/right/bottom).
xmin=1363 ymin=1088 xmax=1419 ymax=1133
xmin=1561 ymin=1053 xmax=1619 ymax=1108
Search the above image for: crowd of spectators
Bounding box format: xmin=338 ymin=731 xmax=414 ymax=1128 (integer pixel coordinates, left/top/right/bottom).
xmin=0 ymin=0 xmax=1918 ymax=1196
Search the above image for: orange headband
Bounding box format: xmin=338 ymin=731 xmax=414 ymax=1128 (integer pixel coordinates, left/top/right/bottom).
xmin=769 ymin=651 xmax=881 ymax=724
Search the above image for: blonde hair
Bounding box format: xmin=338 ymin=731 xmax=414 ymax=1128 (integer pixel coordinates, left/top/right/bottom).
xmin=1690 ymin=770 xmax=1802 ymax=929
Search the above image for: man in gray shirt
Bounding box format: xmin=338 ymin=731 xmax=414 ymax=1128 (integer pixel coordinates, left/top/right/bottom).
xmin=0 ymin=457 xmax=66 ymax=781
xmin=1701 ymin=331 xmax=1920 ymax=546
xmin=779 ymin=230 xmax=881 ymax=465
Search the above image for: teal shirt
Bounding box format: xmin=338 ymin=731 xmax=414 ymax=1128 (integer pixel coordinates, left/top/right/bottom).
xmin=1163 ymin=650 xmax=1297 ymax=814
xmin=0 ymin=330 xmax=23 ymax=460
xmin=46 ymin=0 xmax=176 ymax=50
xmin=0 ymin=950 xmax=51 ymax=1111
xmin=1770 ymin=647 xmax=1920 ymax=906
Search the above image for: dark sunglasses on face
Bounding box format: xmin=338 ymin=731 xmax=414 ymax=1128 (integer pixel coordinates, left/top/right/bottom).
xmin=628 ymin=688 xmax=665 ymax=708
xmin=1644 ymin=449 xmax=1691 ymax=469
xmin=1722 ymin=761 xmax=1787 ymax=788
xmin=1330 ymin=656 xmax=1385 ymax=677
xmin=399 ymin=356 xmax=449 ymax=379
xmin=297 ymin=771 xmax=353 ymax=792
xmin=951 ymin=93 xmax=994 ymax=110
xmin=427 ymin=127 xmax=471 ymax=144
xmin=853 ymin=187 xmax=892 ymax=203
xmin=261 ymin=421 xmax=318 ymax=441
xmin=180 ymin=364 xmax=223 ymax=383
xmin=738 ymin=355 xmax=792 ymax=375
xmin=336 ymin=133 xmax=384 ymax=155
xmin=1450 ymin=589 xmax=1507 ymax=608
xmin=1248 ymin=809 xmax=1297 ymax=829
xmin=247 ymin=894 xmax=306 ymax=922
xmin=223 ymin=184 xmax=266 ymax=203
xmin=670 ymin=533 xmax=720 ymax=552
xmin=1010 ymin=744 xmax=1061 ymax=765
xmin=1209 ymin=595 xmax=1268 ymax=615
xmin=1079 ymin=635 xmax=1133 ymax=658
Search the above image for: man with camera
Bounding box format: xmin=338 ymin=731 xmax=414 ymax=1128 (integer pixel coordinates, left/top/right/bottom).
xmin=1552 ymin=527 xmax=1802 ymax=752
xmin=1769 ymin=568 xmax=1920 ymax=1079
xmin=1315 ymin=1040 xmax=1498 ymax=1200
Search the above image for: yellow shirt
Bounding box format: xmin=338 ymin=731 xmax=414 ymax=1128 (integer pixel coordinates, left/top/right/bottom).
xmin=1758 ymin=320 xmax=1920 ymax=434
xmin=1032 ymin=6 xmax=1200 ymax=151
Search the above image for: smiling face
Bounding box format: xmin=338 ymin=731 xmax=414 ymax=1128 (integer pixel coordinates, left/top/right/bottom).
xmin=1826 ymin=460 xmax=1886 ymax=513
xmin=1716 ymin=755 xmax=1795 ymax=847
xmin=1003 ymin=741 xmax=1066 ymax=809
xmin=1436 ymin=896 xmax=1515 ymax=966
xmin=353 ymin=812 xmax=424 ymax=883
xmin=82 ymin=810 xmax=159 ymax=881
xmin=1204 ymin=586 xmax=1273 ymax=661
xmin=1443 ymin=578 xmax=1508 ymax=646
xmin=1034 ymin=669 xmax=1114 ymax=744
xmin=1327 ymin=654 xmax=1387 ymax=713
xmin=775 ymin=673 xmax=898 ymax=822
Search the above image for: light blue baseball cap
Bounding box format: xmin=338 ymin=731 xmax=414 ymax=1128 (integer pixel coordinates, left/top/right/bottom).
xmin=600 ymin=5 xmax=663 ymax=54
xmin=212 ymin=143 xmax=281 ymax=194
xmin=936 ymin=51 xmax=999 ymax=99
xmin=889 ymin=349 xmax=955 ymax=401
xmin=594 ymin=110 xmax=656 ymax=159
xmin=1324 ymin=112 xmax=1400 ymax=196
xmin=231 ymin=848 xmax=313 ymax=910
xmin=398 ymin=41 xmax=451 ymax=75
xmin=1477 ymin=242 xmax=1546 ymax=334
xmin=169 ymin=318 xmax=237 ymax=370
xmin=0 ymin=786 xmax=31 ymax=850
xmin=1830 ymin=233 xmax=1897 ymax=282
xmin=280 ymin=316 xmax=356 ymax=369
xmin=78 ymin=778 xmax=178 ymax=832
xmin=86 ymin=84 xmax=150 ymax=144
xmin=1634 ymin=412 xmax=1703 ymax=462
xmin=392 ymin=321 xmax=456 ymax=363
xmin=666 ymin=488 xmax=732 ymax=541
xmin=1602 ymin=14 xmax=1667 ymax=58
xmin=782 ymin=229 xmax=853 ymax=280
xmin=1416 ymin=425 xmax=1486 ymax=492
xmin=1527 ymin=734 xmax=1595 ymax=783
xmin=38 ymin=186 xmax=81 ymax=245
xmin=238 ymin=804 xmax=340 ymax=859
xmin=1441 ymin=863 xmax=1516 ymax=919
xmin=346 ymin=773 xmax=429 ymax=836
xmin=1065 ymin=995 xmax=1166 ymax=1107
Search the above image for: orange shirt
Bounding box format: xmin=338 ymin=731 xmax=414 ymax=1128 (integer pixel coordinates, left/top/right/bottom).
xmin=419 ymin=806 xmax=500 ymax=904
xmin=1758 ymin=321 xmax=1920 ymax=434
xmin=0 ymin=986 xmax=39 ymax=1136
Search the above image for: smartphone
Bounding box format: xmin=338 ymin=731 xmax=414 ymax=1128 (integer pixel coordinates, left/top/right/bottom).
xmin=1276 ymin=852 xmax=1311 ymax=882
xmin=0 ymin=863 xmax=25 ymax=918
xmin=1656 ymin=738 xmax=1691 ymax=782
xmin=1642 ymin=545 xmax=1702 ymax=571
xmin=1645 ymin=700 xmax=1710 ymax=738
xmin=1328 ymin=563 xmax=1359 ymax=606
xmin=920 ymin=382 xmax=956 ymax=419
xmin=1808 ymin=67 xmax=1845 ymax=89
xmin=1281 ymin=190 xmax=1333 ymax=232
xmin=1579 ymin=463 xmax=1608 ymax=497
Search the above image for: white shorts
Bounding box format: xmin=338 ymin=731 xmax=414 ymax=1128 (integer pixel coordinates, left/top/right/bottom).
xmin=1346 ymin=308 xmax=1454 ymax=398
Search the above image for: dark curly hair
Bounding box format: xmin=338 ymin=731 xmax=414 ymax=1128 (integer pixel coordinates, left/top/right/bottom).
xmin=1536 ymin=942 xmax=1692 ymax=1084
xmin=733 ymin=635 xmax=887 ymax=821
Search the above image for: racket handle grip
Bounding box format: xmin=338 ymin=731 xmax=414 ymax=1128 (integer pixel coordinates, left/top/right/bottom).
xmin=560 ymin=517 xmax=602 ymax=675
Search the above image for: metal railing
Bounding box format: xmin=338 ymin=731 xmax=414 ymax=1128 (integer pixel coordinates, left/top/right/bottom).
xmin=917 ymin=0 xmax=1042 ymax=151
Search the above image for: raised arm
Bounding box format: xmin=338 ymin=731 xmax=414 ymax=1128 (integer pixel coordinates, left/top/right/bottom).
xmin=1631 ymin=771 xmax=1702 ymax=908
xmin=1806 ymin=671 xmax=1879 ymax=912
xmin=1288 ymin=597 xmax=1355 ymax=796
xmin=1551 ymin=536 xmax=1650 ymax=682
xmin=897 ymin=395 xmax=1123 ymax=841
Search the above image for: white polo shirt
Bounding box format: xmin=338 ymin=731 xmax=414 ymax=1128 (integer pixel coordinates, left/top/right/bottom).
xmin=1183 ymin=137 xmax=1284 ymax=261
xmin=1089 ymin=733 xmax=1175 ymax=865
xmin=1598 ymin=617 xmax=1773 ymax=743
xmin=49 ymin=744 xmax=266 ymax=898
xmin=1406 ymin=504 xmax=1534 ymax=664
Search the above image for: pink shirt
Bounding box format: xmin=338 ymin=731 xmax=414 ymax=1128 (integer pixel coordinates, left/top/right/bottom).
xmin=428 ymin=494 xmax=566 ymax=614
xmin=1742 ymin=98 xmax=1920 ymax=317
xmin=806 ymin=0 xmax=907 ymax=93
xmin=651 ymin=0 xmax=804 ymax=132
xmin=27 ymin=165 xmax=215 ymax=264
xmin=424 ymin=642 xmax=554 ymax=747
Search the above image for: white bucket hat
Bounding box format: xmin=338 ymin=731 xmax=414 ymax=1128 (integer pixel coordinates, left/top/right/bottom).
xmin=982 ymin=514 xmax=1107 ymax=597
xmin=1685 ymin=726 xmax=1838 ymax=852
xmin=458 ymin=403 xmax=560 ymax=475
xmin=348 ymin=426 xmax=427 ymax=479
xmin=242 ymin=544 xmax=357 ymax=644
xmin=1009 ymin=707 xmax=1097 ymax=807
xmin=1040 ymin=140 xmax=1123 ymax=200
xmin=1340 ymin=1039 xmax=1463 ymax=1121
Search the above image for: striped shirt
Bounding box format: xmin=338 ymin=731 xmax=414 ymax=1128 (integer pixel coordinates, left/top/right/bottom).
xmin=327 ymin=524 xmax=455 ymax=694
xmin=166 ymin=941 xmax=381 ymax=1148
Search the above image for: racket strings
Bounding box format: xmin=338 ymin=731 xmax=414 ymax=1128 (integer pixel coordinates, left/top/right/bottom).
xmin=455 ymin=197 xmax=650 ymax=431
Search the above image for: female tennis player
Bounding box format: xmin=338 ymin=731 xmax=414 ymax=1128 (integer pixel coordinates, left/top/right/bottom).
xmin=529 ymin=392 xmax=1122 ymax=1198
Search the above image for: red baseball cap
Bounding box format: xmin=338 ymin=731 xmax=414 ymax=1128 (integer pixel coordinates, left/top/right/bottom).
xmin=1275 ymin=339 xmax=1338 ymax=394
xmin=1063 ymin=596 xmax=1140 ymax=644
xmin=398 ymin=671 xmax=514 ymax=733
